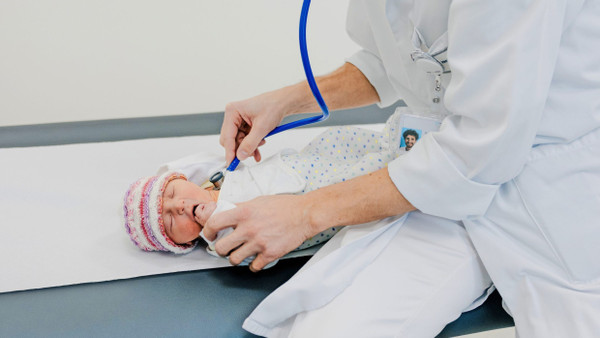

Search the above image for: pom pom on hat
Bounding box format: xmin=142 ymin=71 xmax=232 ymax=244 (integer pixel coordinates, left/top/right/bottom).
xmin=123 ymin=171 xmax=196 ymax=254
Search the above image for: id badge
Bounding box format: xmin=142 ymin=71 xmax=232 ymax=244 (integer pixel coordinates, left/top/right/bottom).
xmin=390 ymin=107 xmax=442 ymax=153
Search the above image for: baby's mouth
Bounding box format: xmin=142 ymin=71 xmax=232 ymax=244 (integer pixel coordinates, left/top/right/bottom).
xmin=192 ymin=204 xmax=199 ymax=218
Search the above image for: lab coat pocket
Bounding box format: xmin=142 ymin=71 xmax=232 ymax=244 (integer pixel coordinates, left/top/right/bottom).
xmin=514 ymin=136 xmax=600 ymax=283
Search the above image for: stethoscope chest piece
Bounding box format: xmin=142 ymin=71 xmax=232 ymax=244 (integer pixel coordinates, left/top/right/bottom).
xmin=210 ymin=171 xmax=225 ymax=190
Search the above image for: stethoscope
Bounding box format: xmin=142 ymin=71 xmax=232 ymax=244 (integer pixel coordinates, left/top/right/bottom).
xmin=209 ymin=0 xmax=328 ymax=188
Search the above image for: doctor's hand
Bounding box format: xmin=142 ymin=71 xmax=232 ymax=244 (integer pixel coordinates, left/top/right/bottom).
xmin=203 ymin=194 xmax=316 ymax=272
xmin=220 ymin=63 xmax=381 ymax=166
xmin=221 ymin=87 xmax=299 ymax=166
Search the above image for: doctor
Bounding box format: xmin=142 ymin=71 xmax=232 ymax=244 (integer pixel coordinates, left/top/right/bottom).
xmin=204 ymin=0 xmax=600 ymax=336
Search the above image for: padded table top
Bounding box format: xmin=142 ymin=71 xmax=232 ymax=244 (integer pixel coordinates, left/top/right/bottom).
xmin=0 ymin=256 xmax=512 ymax=337
xmin=0 ymin=105 xmax=513 ymax=337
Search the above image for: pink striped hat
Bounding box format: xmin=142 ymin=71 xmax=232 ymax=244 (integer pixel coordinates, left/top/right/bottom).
xmin=123 ymin=171 xmax=196 ymax=254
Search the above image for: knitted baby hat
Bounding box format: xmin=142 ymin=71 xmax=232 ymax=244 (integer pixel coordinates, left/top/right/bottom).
xmin=123 ymin=171 xmax=196 ymax=254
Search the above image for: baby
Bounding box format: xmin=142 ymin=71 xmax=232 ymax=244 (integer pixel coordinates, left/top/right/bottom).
xmin=123 ymin=145 xmax=336 ymax=262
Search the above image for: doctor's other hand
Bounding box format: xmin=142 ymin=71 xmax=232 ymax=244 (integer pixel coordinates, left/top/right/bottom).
xmin=203 ymin=194 xmax=315 ymax=272
xmin=221 ymin=88 xmax=296 ymax=166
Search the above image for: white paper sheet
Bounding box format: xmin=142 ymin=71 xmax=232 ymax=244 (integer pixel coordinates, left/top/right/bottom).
xmin=0 ymin=124 xmax=382 ymax=293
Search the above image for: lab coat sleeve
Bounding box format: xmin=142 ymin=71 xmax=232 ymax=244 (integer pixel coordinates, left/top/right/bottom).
xmin=347 ymin=50 xmax=399 ymax=108
xmin=389 ymin=0 xmax=568 ymax=220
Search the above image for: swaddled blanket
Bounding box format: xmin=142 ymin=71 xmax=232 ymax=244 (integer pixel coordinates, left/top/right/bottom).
xmin=163 ymin=108 xmax=417 ymax=252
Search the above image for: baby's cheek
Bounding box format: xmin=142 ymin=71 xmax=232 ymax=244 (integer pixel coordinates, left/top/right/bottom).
xmin=188 ymin=220 xmax=201 ymax=236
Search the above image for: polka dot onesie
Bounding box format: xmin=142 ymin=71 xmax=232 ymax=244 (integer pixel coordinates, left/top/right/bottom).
xmin=287 ymin=111 xmax=406 ymax=250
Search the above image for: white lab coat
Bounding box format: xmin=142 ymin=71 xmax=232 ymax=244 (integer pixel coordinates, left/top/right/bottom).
xmin=245 ymin=0 xmax=600 ymax=337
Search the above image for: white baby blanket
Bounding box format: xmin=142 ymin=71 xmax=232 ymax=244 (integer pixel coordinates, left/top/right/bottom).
xmin=0 ymin=125 xmax=381 ymax=293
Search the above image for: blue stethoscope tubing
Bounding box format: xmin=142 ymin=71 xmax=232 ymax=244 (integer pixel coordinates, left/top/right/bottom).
xmin=226 ymin=0 xmax=329 ymax=172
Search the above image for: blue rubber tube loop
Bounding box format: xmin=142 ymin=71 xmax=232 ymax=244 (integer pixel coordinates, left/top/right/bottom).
xmin=226 ymin=0 xmax=329 ymax=172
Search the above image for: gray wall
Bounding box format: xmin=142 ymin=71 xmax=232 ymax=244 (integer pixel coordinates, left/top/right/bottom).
xmin=0 ymin=0 xmax=357 ymax=126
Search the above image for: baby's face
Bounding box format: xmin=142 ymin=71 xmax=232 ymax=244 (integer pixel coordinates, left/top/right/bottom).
xmin=161 ymin=178 xmax=218 ymax=245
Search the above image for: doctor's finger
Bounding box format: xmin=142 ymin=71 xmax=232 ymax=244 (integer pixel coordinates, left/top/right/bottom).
xmin=227 ymin=243 xmax=258 ymax=266
xmin=252 ymin=141 xmax=266 ymax=162
xmin=220 ymin=128 xmax=239 ymax=165
xmin=203 ymin=209 xmax=243 ymax=241
xmin=252 ymin=149 xmax=262 ymax=162
xmin=220 ymin=111 xmax=243 ymax=164
xmin=214 ymin=229 xmax=248 ymax=258
xmin=249 ymin=253 xmax=277 ymax=272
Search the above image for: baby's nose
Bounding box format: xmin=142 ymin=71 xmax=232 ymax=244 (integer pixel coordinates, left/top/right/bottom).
xmin=179 ymin=199 xmax=196 ymax=215
xmin=174 ymin=199 xmax=186 ymax=214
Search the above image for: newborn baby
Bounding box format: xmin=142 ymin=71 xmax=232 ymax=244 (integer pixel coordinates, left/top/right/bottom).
xmin=122 ymin=151 xmax=313 ymax=263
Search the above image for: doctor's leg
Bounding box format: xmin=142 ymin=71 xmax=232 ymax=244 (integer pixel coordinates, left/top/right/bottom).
xmin=284 ymin=211 xmax=493 ymax=338
xmin=465 ymin=130 xmax=600 ymax=338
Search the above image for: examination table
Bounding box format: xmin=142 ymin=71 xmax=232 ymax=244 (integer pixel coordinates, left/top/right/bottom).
xmin=0 ymin=105 xmax=513 ymax=337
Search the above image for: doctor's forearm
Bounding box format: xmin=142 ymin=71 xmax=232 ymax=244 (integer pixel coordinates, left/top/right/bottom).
xmin=300 ymin=167 xmax=416 ymax=235
xmin=283 ymin=62 xmax=380 ymax=116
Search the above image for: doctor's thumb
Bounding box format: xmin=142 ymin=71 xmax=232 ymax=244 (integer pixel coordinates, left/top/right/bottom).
xmin=237 ymin=130 xmax=266 ymax=161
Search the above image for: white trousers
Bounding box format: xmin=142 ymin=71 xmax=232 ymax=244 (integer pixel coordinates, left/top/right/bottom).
xmin=245 ymin=212 xmax=493 ymax=338
xmin=465 ymin=128 xmax=600 ymax=338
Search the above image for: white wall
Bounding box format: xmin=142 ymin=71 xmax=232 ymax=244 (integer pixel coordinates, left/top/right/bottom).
xmin=0 ymin=0 xmax=358 ymax=127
